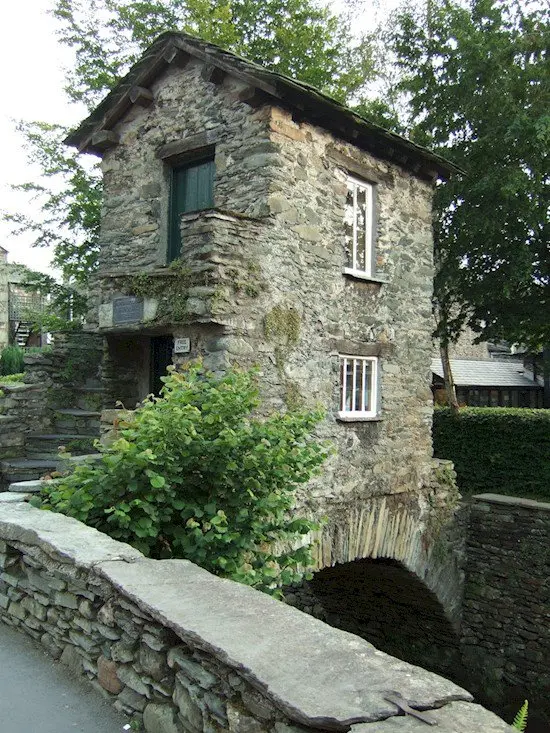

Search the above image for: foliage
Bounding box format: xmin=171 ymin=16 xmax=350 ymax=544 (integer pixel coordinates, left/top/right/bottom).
xmin=122 ymin=258 xmax=193 ymax=323
xmin=0 ymin=347 xmax=25 ymax=376
xmin=433 ymin=407 xmax=550 ymax=500
xmin=3 ymin=121 xmax=102 ymax=289
xmin=54 ymin=0 xmax=374 ymax=108
xmin=512 ymin=700 xmax=528 ymax=731
xmin=390 ymin=0 xmax=549 ymax=349
xmin=0 ymin=373 xmax=25 ymax=384
xmin=35 ymin=362 xmax=328 ymax=595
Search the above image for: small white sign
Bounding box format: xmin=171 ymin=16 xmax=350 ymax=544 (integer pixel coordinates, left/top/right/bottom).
xmin=174 ymin=337 xmax=191 ymax=354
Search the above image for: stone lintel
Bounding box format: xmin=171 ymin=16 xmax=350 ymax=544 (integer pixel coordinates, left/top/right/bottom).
xmin=332 ymin=340 xmax=394 ymax=358
xmin=157 ymin=131 xmax=219 ymax=161
xmin=472 ymin=493 xmax=550 ymax=512
xmin=326 ymin=145 xmax=388 ymax=185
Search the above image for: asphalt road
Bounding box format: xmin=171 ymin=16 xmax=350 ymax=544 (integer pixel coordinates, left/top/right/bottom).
xmin=0 ymin=621 xmax=128 ymax=733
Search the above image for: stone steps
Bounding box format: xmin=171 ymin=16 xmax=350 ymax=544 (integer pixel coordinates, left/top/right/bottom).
xmin=73 ymin=387 xmax=104 ymax=412
xmin=1 ymin=458 xmax=59 ymax=484
xmin=54 ymin=408 xmax=101 ymax=435
xmin=1 ymin=452 xmax=101 ymax=488
xmin=26 ymin=433 xmax=97 ymax=456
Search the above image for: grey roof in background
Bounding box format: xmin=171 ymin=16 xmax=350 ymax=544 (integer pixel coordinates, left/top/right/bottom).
xmin=431 ymin=358 xmax=542 ymax=388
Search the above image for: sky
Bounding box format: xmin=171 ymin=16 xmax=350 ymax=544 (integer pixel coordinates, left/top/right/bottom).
xmin=0 ymin=0 xmax=394 ymax=276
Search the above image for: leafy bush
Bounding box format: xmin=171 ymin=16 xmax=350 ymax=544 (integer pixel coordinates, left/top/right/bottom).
xmin=35 ymin=363 xmax=328 ymax=595
xmin=0 ymin=373 xmax=25 ymax=384
xmin=433 ymin=408 xmax=550 ymax=500
xmin=0 ymin=346 xmax=24 ymax=375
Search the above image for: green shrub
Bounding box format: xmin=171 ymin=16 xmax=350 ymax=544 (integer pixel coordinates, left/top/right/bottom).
xmin=35 ymin=362 xmax=328 ymax=595
xmin=433 ymin=407 xmax=550 ymax=500
xmin=0 ymin=346 xmax=24 ymax=375
xmin=0 ymin=373 xmax=25 ymax=384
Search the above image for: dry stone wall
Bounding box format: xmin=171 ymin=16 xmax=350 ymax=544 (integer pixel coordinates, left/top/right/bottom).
xmin=0 ymin=503 xmax=512 ymax=733
xmin=461 ymin=494 xmax=550 ymax=727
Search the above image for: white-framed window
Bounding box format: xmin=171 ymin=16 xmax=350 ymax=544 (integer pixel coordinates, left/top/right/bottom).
xmin=343 ymin=174 xmax=375 ymax=278
xmin=338 ymin=355 xmax=378 ymax=419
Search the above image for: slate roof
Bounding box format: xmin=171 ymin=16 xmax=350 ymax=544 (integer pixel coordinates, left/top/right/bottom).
xmin=65 ymin=31 xmax=459 ymax=181
xmin=431 ymin=358 xmax=543 ymax=388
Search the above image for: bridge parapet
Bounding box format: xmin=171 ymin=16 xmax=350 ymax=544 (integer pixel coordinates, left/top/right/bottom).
xmin=0 ymin=502 xmax=513 ymax=733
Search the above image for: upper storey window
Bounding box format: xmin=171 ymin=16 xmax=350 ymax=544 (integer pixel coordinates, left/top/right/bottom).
xmin=168 ymin=156 xmax=215 ymax=262
xmin=343 ymin=174 xmax=375 ymax=278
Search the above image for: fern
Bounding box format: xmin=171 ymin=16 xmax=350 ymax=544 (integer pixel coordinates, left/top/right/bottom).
xmin=512 ymin=700 xmax=528 ymax=731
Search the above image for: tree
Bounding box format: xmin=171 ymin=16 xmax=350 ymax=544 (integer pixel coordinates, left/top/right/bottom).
xmin=4 ymin=0 xmax=375 ymax=297
xmin=4 ymin=120 xmax=101 ymax=322
xmin=36 ymin=363 xmax=329 ymax=595
xmin=390 ymin=0 xmax=549 ymax=352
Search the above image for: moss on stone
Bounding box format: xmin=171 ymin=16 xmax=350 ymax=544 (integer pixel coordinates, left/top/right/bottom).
xmin=264 ymin=305 xmax=302 ymax=409
xmin=122 ymin=259 xmax=193 ymax=323
xmin=264 ymin=305 xmax=301 ymax=348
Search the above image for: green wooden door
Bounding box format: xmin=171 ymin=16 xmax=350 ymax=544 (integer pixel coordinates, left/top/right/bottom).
xmin=150 ymin=335 xmax=173 ymax=396
xmin=168 ymin=157 xmax=215 ymax=262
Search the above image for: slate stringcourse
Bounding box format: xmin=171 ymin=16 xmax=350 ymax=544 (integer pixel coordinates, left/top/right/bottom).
xmin=0 ymin=503 xmax=512 ymax=732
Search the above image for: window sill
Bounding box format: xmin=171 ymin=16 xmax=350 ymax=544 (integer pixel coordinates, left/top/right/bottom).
xmin=343 ymin=268 xmax=389 ymax=284
xmin=336 ymin=412 xmax=382 ymax=423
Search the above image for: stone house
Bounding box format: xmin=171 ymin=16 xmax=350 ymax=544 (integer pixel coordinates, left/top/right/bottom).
xmin=66 ymin=31 xmax=457 ymax=518
xmin=0 ymin=249 xmax=44 ymax=349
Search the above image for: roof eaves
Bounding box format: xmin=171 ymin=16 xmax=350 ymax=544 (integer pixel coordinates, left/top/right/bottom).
xmin=65 ymin=31 xmax=461 ymax=179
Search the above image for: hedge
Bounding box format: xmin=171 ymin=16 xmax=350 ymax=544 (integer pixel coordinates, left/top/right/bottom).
xmin=433 ymin=407 xmax=550 ymax=500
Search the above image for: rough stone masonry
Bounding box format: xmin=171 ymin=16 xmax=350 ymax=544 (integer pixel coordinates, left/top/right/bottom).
xmin=461 ymin=494 xmax=550 ymax=725
xmin=0 ymin=502 xmax=513 ymax=732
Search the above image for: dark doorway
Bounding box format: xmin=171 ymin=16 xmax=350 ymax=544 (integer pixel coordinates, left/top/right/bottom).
xmin=288 ymin=558 xmax=462 ymax=680
xmin=150 ymin=335 xmax=173 ymax=396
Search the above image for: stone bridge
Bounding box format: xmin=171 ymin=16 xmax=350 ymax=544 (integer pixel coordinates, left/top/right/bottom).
xmin=0 ymin=502 xmax=513 ymax=733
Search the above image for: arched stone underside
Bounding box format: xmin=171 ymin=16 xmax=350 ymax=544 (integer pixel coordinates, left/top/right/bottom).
xmin=311 ymin=488 xmax=465 ymax=628
xmin=306 ymin=557 xmax=462 ymax=679
xmin=288 ymin=486 xmax=467 ymax=679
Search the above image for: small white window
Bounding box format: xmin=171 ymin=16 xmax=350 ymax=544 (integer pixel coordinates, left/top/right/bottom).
xmin=338 ymin=355 xmax=378 ymax=419
xmin=343 ymin=175 xmax=375 ymax=278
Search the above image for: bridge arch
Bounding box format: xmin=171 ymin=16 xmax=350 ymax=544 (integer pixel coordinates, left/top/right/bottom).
xmin=288 ymin=491 xmax=465 ymax=678
xmin=310 ymin=492 xmax=464 ymax=627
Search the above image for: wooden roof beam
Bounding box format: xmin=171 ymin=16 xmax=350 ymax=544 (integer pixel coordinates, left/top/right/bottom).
xmin=129 ymin=86 xmax=154 ymax=107
xmin=201 ymin=64 xmax=227 ymax=85
xmin=163 ymin=45 xmax=191 ymax=68
xmin=89 ymin=130 xmax=120 ymax=153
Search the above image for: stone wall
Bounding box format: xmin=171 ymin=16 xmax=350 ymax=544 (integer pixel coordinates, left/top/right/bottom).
xmin=0 ymin=502 xmax=512 ymax=732
xmin=93 ymin=54 xmax=437 ymax=528
xmin=461 ymin=494 xmax=550 ymax=728
xmin=0 ymin=332 xmax=103 ymax=486
xmin=0 ymin=381 xmax=49 ymax=464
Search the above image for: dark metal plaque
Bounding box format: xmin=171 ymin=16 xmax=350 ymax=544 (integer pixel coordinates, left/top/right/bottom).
xmin=113 ymin=296 xmax=144 ymax=325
